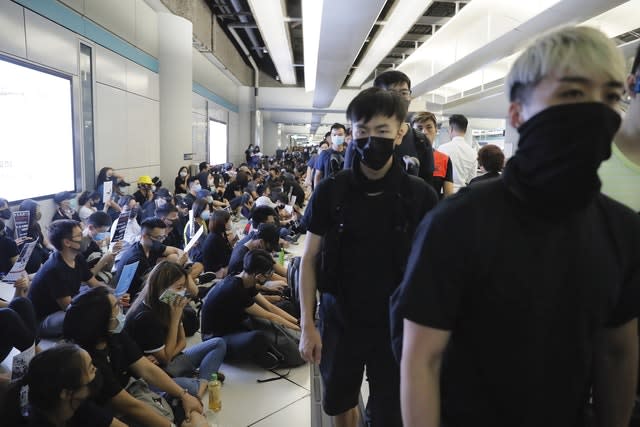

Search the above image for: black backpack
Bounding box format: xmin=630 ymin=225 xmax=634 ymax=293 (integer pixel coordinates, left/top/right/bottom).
xmin=287 ymin=256 xmax=302 ymax=317
xmin=316 ymin=167 xmax=428 ymax=296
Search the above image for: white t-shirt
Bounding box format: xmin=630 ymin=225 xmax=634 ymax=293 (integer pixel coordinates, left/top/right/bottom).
xmin=438 ymin=136 xmax=478 ymax=192
xmin=599 ymin=143 xmax=640 ymax=211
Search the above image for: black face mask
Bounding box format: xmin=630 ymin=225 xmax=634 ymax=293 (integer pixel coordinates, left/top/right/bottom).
xmin=354 ymin=136 xmax=395 ymax=170
xmin=503 ymin=102 xmax=621 ymax=214
xmin=0 ymin=209 xmax=10 ymax=220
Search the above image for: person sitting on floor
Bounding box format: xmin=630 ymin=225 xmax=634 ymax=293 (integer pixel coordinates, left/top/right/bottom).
xmin=125 ymin=261 xmax=226 ymax=398
xmin=200 ymin=249 xmax=299 ymax=369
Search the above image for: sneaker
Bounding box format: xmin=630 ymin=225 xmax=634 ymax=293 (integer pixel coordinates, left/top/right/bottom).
xmin=198 ymin=272 xmax=217 ymax=284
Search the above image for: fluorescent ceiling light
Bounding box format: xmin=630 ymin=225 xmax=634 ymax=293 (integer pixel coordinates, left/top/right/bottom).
xmin=302 ymin=0 xmax=323 ymax=92
xmin=247 ymin=0 xmax=296 ymax=85
xmin=396 ymin=0 xmax=562 ymax=87
xmin=347 ymin=0 xmax=434 ymax=87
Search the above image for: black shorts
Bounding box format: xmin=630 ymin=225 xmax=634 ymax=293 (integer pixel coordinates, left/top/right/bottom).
xmin=318 ymin=294 xmax=401 ymax=426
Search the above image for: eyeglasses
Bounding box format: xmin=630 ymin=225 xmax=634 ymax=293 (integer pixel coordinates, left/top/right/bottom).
xmin=148 ymin=234 xmax=166 ymax=242
xmin=387 ymin=89 xmax=412 ymax=97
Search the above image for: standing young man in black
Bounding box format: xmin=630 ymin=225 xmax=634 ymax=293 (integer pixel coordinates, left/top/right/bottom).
xmin=299 ymin=87 xmax=438 ymax=427
xmin=394 ymin=26 xmax=640 ymax=427
xmin=344 ymin=70 xmax=435 ymax=186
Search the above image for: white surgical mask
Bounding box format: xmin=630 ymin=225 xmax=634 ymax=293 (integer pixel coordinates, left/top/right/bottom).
xmin=180 ymin=171 xmax=188 ymax=178
xmin=332 ymin=135 xmax=345 ymax=146
xmin=109 ymin=311 xmax=126 ymax=334
xmin=151 ymin=185 xmax=156 ymax=192
xmin=193 ymin=184 xmax=202 ymax=192
xmin=95 ymin=231 xmax=110 ymax=241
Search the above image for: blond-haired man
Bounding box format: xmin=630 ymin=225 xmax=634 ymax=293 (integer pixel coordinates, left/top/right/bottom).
xmin=393 ymin=26 xmax=640 ymax=427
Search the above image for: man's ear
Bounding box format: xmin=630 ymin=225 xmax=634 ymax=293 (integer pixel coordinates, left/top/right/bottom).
xmin=396 ymin=123 xmax=408 ymax=146
xmin=508 ymin=102 xmax=525 ymax=128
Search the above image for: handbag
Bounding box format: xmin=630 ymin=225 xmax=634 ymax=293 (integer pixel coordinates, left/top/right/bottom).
xmin=164 ymin=352 xmax=197 ymax=378
xmin=125 ymin=378 xmax=174 ymax=421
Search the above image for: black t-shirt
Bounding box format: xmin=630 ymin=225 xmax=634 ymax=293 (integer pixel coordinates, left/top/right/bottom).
xmin=51 ymin=209 xmax=81 ymax=223
xmin=393 ymin=180 xmax=640 ymax=427
xmin=91 ymin=332 xmax=144 ymax=404
xmin=0 ymin=235 xmax=19 ymax=275
xmin=468 ymin=170 xmax=501 ymax=186
xmin=201 ymin=275 xmax=258 ymax=337
xmin=81 ymin=238 xmax=103 ymax=270
xmin=305 ymin=160 xmax=437 ymax=326
xmin=163 ymin=225 xmax=184 ymax=250
xmin=227 ymin=243 xmax=250 ymax=276
xmin=202 ymin=232 xmax=232 ymax=273
xmin=28 ymin=401 xmax=112 ymax=427
xmin=27 ymin=251 xmax=93 ymax=320
xmin=175 ymin=176 xmax=187 ymax=194
xmin=113 ymin=242 xmax=166 ymax=301
xmin=125 ymin=303 xmax=168 ymax=355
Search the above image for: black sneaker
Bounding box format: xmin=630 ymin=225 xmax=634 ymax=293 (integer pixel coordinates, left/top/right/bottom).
xmin=198 ymin=272 xmax=216 ymax=284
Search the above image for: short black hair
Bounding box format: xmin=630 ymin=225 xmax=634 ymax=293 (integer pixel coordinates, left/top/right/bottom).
xmin=324 ymin=131 xmax=331 ymax=139
xmin=251 ymin=206 xmax=277 ymax=228
xmin=64 ymin=287 xmax=112 ymax=350
xmin=319 ymin=140 xmax=330 ymax=148
xmin=478 ymin=145 xmax=505 ymax=173
xmin=449 ymin=114 xmax=468 ymax=133
xmin=140 ymin=217 xmax=167 ymax=233
xmin=155 ymin=204 xmax=178 ymax=218
xmin=243 ymin=249 xmax=275 ymax=275
xmin=87 ymin=211 xmax=112 ymax=228
xmin=187 ymin=176 xmax=199 ymax=186
xmin=346 ymin=87 xmax=407 ymax=125
xmin=192 ymin=198 xmax=209 ymax=219
xmin=373 ymin=70 xmax=411 ymax=89
xmin=330 ymin=123 xmax=346 ymax=133
xmin=48 ymin=219 xmax=80 ymax=250
xmin=199 ymin=162 xmax=209 ymax=171
xmin=77 ymin=191 xmax=91 ymax=206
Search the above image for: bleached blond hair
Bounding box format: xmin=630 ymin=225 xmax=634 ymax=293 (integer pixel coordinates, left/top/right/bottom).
xmin=506 ymin=26 xmax=626 ymax=102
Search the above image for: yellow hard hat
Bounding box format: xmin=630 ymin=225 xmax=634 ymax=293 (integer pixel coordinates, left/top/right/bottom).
xmin=137 ymin=175 xmax=153 ymax=185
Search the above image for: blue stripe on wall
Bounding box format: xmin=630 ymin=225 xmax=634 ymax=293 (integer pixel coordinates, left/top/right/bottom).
xmin=193 ymin=82 xmax=239 ymax=114
xmin=12 ymin=0 xmax=239 ymax=112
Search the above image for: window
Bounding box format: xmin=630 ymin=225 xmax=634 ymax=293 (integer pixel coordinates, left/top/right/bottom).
xmin=208 ymin=119 xmax=227 ymax=166
xmin=0 ymin=55 xmax=75 ymax=202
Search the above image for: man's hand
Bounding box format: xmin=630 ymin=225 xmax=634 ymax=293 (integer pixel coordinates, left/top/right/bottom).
xmin=118 ymin=293 xmax=130 ymax=308
xmin=111 ymin=240 xmax=124 ymax=256
xmin=262 ymin=280 xmax=287 ymax=293
xmin=299 ymin=325 xmax=322 ymax=364
xmin=14 ymin=236 xmax=33 ymax=246
xmin=181 ymin=390 xmax=204 ymax=415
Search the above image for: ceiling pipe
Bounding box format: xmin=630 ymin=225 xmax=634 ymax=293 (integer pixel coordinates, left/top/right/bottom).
xmin=228 ymin=25 xmax=259 ymax=88
xmin=229 ymin=0 xmax=264 ymax=59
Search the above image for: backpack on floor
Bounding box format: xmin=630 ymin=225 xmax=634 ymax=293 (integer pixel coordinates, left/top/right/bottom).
xmin=287 ymin=256 xmax=302 ymax=317
xmin=250 ymin=316 xmax=305 ymax=368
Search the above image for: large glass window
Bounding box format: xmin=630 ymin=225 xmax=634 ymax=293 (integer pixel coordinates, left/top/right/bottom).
xmin=0 ymin=55 xmax=75 ymax=202
xmin=208 ymin=119 xmax=228 ymax=166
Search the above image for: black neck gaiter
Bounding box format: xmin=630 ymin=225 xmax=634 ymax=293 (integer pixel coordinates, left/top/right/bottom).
xmin=502 ymin=103 xmax=621 ymax=216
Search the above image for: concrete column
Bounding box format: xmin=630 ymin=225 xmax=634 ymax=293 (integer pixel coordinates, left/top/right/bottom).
xmin=158 ymin=13 xmax=192 ymax=184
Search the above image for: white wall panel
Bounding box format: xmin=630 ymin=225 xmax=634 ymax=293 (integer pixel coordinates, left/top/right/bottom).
xmin=95 ymin=83 xmax=128 ymax=169
xmin=116 ymin=165 xmax=160 ymax=185
xmin=192 ymin=92 xmax=207 ymax=117
xmin=95 ymin=45 xmax=127 ymax=89
xmin=126 ymin=60 xmax=159 ymax=100
xmin=192 ymin=48 xmax=238 ymax=106
xmin=58 ymin=0 xmax=85 ymax=14
xmin=24 ymin=10 xmax=78 ymax=75
xmin=228 ymin=110 xmax=243 ymax=166
xmin=0 ymin=1 xmax=26 ymax=58
xmin=126 ymin=92 xmax=160 ymax=166
xmin=134 ymin=0 xmax=158 ymax=57
xmin=84 ymin=0 xmax=135 ymax=46
xmin=192 ymin=112 xmax=208 ymax=163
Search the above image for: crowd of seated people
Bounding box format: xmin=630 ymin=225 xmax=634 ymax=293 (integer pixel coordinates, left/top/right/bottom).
xmin=0 ymin=153 xmax=313 ymax=425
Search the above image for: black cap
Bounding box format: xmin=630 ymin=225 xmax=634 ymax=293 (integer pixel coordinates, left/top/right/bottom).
xmin=53 ymin=191 xmax=75 ymax=204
